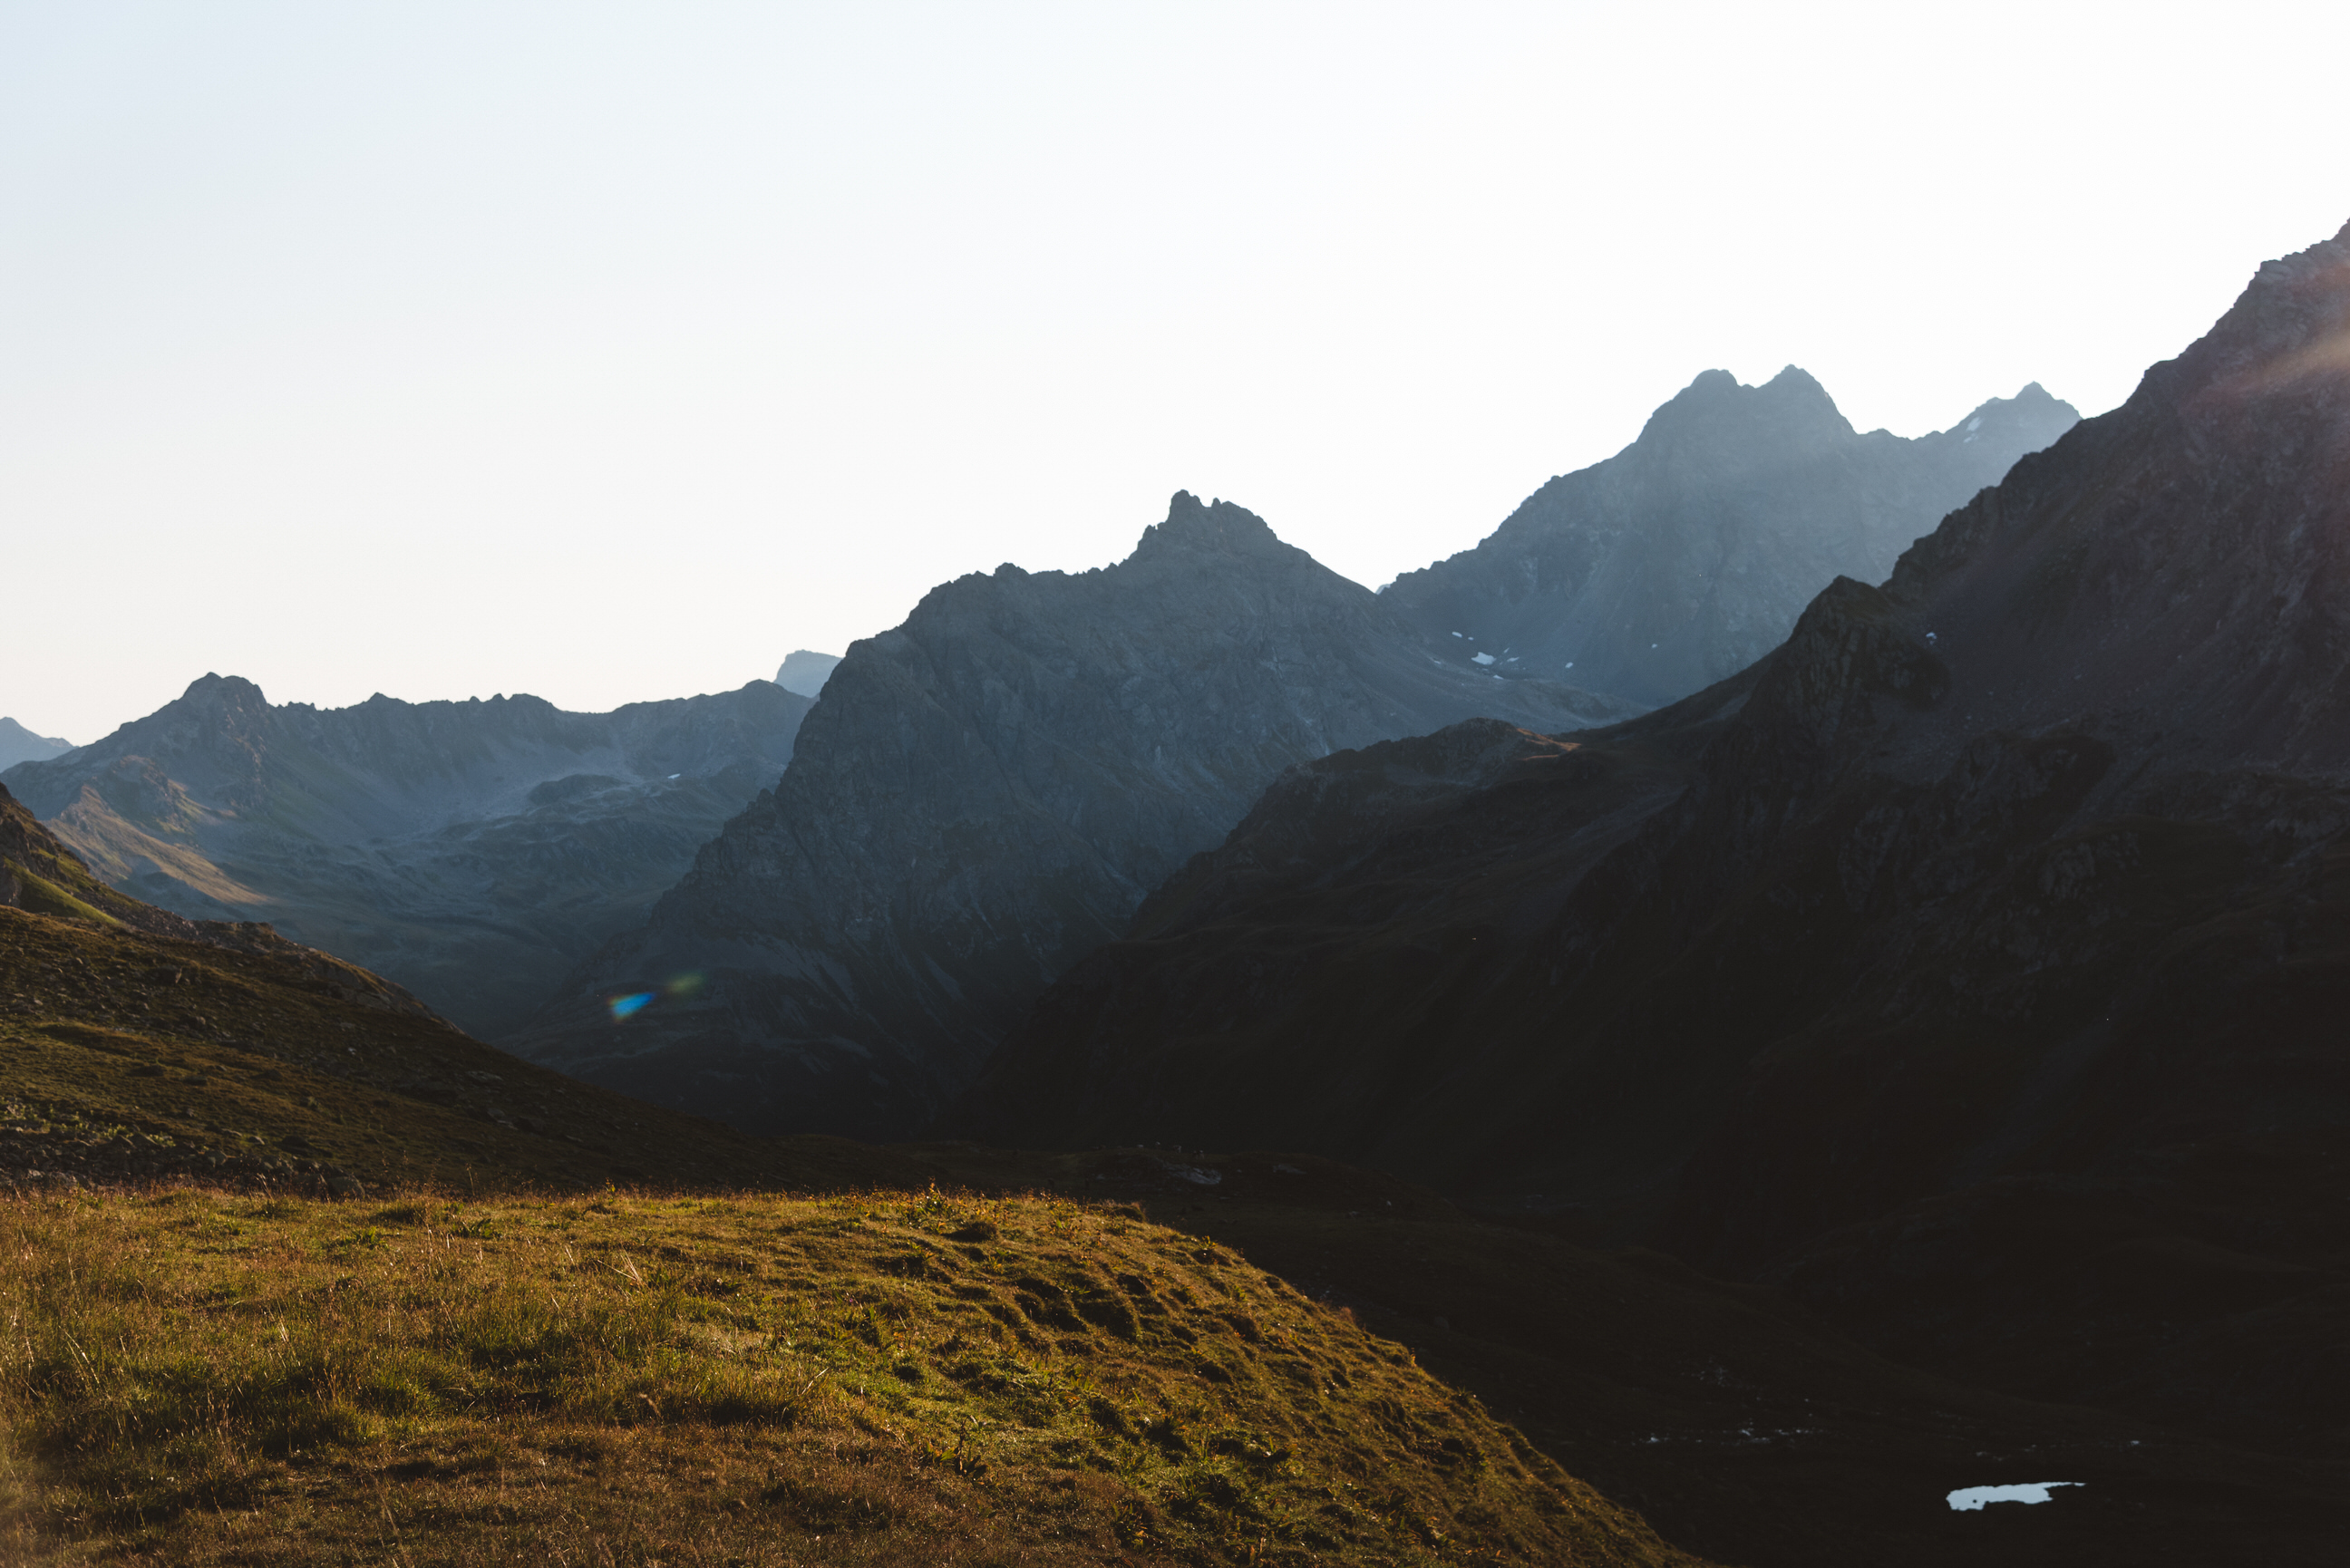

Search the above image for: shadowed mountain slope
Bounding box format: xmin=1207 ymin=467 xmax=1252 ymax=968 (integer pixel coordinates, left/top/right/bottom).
xmin=957 ymin=221 xmax=2350 ymax=1454
xmin=1382 ymin=370 xmax=2076 ymax=706
xmin=511 ymin=495 xmax=1636 ymax=1142
xmin=1 ymin=678 xmax=811 ymax=1038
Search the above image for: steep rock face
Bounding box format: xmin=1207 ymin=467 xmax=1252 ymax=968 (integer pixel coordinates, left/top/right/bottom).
xmin=0 ymin=679 xmax=811 ymax=1036
xmin=1382 ymin=369 xmax=2076 ymax=707
xmin=958 ymin=223 xmax=2350 ymax=1445
xmin=511 ymin=495 xmax=1636 ymax=1139
xmin=0 ymin=717 xmax=73 ymax=771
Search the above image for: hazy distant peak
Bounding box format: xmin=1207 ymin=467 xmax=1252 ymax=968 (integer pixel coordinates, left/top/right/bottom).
xmin=0 ymin=715 xmax=73 ymax=771
xmin=1641 ymin=364 xmax=1852 ymax=443
xmin=1762 ymin=363 xmax=1830 ymax=398
xmin=1940 ymin=382 xmax=2082 ymax=446
xmin=775 ymin=650 xmax=842 ymax=698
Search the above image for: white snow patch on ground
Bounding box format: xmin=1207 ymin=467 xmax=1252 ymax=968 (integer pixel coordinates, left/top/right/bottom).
xmin=1471 ymin=652 xmax=1497 ymax=666
xmin=1947 ymin=1483 xmax=2080 ymax=1511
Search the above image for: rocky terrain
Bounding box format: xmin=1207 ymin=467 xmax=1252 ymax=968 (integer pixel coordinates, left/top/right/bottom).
xmin=1382 ymin=369 xmax=2077 ymax=707
xmin=958 ymin=222 xmax=2350 ymax=1460
xmin=512 ymin=494 xmax=1636 ymax=1140
xmin=0 ymin=716 xmax=72 ymax=771
xmin=1 ymin=678 xmax=811 ymax=1037
xmin=774 ymin=648 xmax=843 ymax=696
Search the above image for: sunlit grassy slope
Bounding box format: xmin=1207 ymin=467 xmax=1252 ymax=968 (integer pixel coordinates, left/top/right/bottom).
xmin=0 ymin=1185 xmax=1704 ymax=1567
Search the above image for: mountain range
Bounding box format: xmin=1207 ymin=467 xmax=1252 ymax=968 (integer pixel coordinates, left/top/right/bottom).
xmin=955 ymin=219 xmax=2350 ymax=1449
xmin=10 ymin=219 xmax=2350 ymax=1566
xmin=9 ymin=363 xmax=2068 ymax=1098
xmin=1383 ymin=371 xmax=2078 ymax=706
xmin=0 ymin=678 xmax=811 ymax=1037
xmin=508 ymin=495 xmax=1636 ymax=1139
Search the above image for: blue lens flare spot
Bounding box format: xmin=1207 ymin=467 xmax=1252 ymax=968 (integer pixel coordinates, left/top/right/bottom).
xmin=608 ymin=992 xmax=657 ymax=1021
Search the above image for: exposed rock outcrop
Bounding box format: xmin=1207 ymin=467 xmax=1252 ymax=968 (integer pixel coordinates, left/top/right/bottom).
xmin=512 ymin=495 xmax=1636 ymax=1138
xmin=1 ymin=680 xmax=811 ymax=1036
xmin=1382 ymin=370 xmax=2077 ymax=707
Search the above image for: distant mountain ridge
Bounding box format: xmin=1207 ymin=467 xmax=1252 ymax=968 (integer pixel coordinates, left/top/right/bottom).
xmin=0 ymin=717 xmax=72 ymax=771
xmin=1 ymin=677 xmax=811 ymax=1036
xmin=1382 ymin=370 xmax=2077 ymax=706
xmin=511 ymin=493 xmax=1637 ymax=1139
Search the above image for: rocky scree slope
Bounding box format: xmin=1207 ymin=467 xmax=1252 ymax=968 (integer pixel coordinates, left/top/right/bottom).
xmin=959 ymin=221 xmax=2350 ymax=1454
xmin=1383 ymin=369 xmax=2076 ymax=708
xmin=512 ymin=494 xmax=1635 ymax=1141
xmin=1 ymin=679 xmax=811 ymax=1038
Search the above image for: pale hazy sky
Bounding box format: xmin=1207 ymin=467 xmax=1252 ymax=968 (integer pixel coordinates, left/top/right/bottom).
xmin=5 ymin=2 xmax=2346 ymax=743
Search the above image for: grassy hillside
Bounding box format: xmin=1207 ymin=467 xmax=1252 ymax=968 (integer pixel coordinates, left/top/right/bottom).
xmin=0 ymin=895 xmax=915 ymax=1197
xmin=0 ymin=1186 xmax=1697 ymax=1567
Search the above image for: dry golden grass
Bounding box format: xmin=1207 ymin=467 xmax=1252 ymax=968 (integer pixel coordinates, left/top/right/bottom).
xmin=0 ymin=1184 xmax=1705 ymax=1567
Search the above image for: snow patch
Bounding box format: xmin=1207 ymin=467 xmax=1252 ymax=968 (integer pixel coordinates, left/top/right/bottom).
xmin=1947 ymin=1483 xmax=2080 ymax=1512
xmin=1471 ymin=652 xmax=1497 ymax=666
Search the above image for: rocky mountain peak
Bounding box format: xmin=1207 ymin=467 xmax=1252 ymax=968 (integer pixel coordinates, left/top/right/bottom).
xmin=1131 ymin=491 xmax=1302 ymax=565
xmin=1636 ymin=363 xmax=1850 ymax=450
xmin=179 ymin=673 xmax=267 ymax=708
xmin=1382 ymin=367 xmax=2075 ymax=709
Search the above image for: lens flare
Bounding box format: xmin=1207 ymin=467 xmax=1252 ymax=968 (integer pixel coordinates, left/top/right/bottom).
xmin=608 ymin=991 xmax=657 ymax=1021
xmin=665 ymin=973 xmax=704 ymax=998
